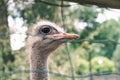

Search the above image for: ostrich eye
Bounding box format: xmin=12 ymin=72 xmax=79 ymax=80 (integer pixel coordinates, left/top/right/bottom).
xmin=40 ymin=25 xmax=51 ymax=34
xmin=42 ymin=27 xmax=50 ymax=33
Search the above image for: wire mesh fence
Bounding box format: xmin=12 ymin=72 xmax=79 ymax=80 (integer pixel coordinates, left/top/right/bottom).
xmin=1 ymin=70 xmax=120 ymax=80
xmin=0 ymin=0 xmax=120 ymax=80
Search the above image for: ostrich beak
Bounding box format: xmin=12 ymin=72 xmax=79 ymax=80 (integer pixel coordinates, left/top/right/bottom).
xmin=47 ymin=33 xmax=79 ymax=40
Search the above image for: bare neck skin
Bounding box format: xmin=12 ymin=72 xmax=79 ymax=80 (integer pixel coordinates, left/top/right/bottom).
xmin=27 ymin=33 xmax=62 ymax=80
xmin=29 ymin=48 xmax=50 ymax=80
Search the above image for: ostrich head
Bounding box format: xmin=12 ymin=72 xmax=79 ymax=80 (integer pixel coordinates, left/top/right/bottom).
xmin=28 ymin=20 xmax=79 ymax=56
xmin=28 ymin=20 xmax=79 ymax=80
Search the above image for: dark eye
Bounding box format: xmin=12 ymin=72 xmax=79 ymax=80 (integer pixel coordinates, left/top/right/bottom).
xmin=41 ymin=27 xmax=50 ymax=33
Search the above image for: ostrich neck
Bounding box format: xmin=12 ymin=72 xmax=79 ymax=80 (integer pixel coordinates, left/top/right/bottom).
xmin=30 ymin=49 xmax=50 ymax=80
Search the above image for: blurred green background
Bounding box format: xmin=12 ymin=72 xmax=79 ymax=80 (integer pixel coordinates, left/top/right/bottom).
xmin=0 ymin=0 xmax=120 ymax=80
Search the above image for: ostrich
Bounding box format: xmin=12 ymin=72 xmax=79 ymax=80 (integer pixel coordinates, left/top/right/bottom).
xmin=27 ymin=20 xmax=79 ymax=80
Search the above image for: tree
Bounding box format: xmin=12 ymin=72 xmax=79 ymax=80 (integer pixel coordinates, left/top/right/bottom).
xmin=0 ymin=0 xmax=15 ymax=72
xmin=20 ymin=0 xmax=61 ymax=25
xmin=113 ymin=36 xmax=120 ymax=72
xmin=94 ymin=19 xmax=120 ymax=59
xmin=68 ymin=5 xmax=120 ymax=59
xmin=91 ymin=56 xmax=115 ymax=73
xmin=113 ymin=43 xmax=120 ymax=72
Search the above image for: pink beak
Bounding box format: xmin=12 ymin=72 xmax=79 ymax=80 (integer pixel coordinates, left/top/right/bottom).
xmin=47 ymin=33 xmax=79 ymax=40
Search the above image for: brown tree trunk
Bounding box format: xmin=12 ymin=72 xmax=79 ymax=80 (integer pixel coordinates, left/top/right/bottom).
xmin=0 ymin=0 xmax=15 ymax=72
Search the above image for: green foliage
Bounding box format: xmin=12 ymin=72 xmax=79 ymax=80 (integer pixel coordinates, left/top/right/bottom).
xmin=74 ymin=58 xmax=89 ymax=75
xmin=91 ymin=56 xmax=115 ymax=73
xmin=113 ymin=47 xmax=120 ymax=71
xmin=113 ymin=38 xmax=120 ymax=72
xmin=70 ymin=6 xmax=100 ymax=38
xmin=69 ymin=5 xmax=120 ymax=60
xmin=0 ymin=0 xmax=15 ymax=73
xmin=20 ymin=0 xmax=61 ymax=24
xmin=70 ymin=6 xmax=98 ymax=21
xmin=94 ymin=19 xmax=120 ymax=59
xmin=0 ymin=50 xmax=3 ymax=72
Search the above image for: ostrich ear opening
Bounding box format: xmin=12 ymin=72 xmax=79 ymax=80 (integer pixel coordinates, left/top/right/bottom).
xmin=27 ymin=27 xmax=32 ymax=36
